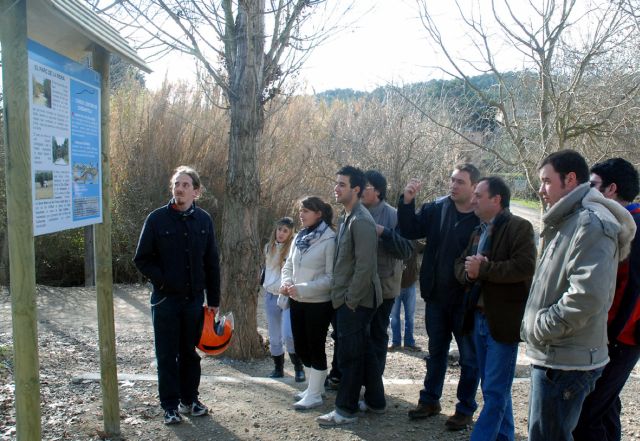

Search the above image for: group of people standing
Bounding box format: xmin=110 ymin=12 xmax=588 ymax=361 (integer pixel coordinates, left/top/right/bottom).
xmin=134 ymin=149 xmax=640 ymax=441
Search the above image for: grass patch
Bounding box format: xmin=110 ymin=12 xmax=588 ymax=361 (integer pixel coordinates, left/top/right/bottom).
xmin=512 ymin=198 xmax=542 ymax=210
xmin=0 ymin=344 xmax=13 ymax=380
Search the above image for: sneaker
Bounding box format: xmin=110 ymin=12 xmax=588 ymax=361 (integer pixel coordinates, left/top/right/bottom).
xmin=407 ymin=402 xmax=441 ymax=420
xmin=388 ymin=344 xmax=401 ymax=352
xmin=358 ymin=400 xmax=386 ymax=414
xmin=317 ymin=410 xmax=358 ymax=426
xmin=325 ymin=376 xmax=341 ymax=391
xmin=445 ymin=411 xmax=473 ymax=430
xmin=163 ymin=409 xmax=182 ymax=425
xmin=178 ymin=400 xmax=208 ymax=417
xmin=404 ymin=344 xmax=422 ymax=352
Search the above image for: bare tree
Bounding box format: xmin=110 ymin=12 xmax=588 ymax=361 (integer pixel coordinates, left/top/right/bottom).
xmin=413 ymin=0 xmax=640 ymax=191
xmin=94 ymin=0 xmax=351 ymax=358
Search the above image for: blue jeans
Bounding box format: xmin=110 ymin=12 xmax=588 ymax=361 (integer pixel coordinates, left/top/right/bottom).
xmin=573 ymin=342 xmax=640 ymax=441
xmin=264 ymin=292 xmax=295 ymax=356
xmin=471 ymin=312 xmax=518 ymax=441
xmin=334 ymin=304 xmax=379 ymax=416
xmin=390 ymin=284 xmax=417 ymax=346
xmin=151 ymin=292 xmax=204 ymax=410
xmin=419 ymin=301 xmax=479 ymax=416
xmin=529 ymin=365 xmax=604 ymax=441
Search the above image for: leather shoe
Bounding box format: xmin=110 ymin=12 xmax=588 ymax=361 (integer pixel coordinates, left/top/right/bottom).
xmin=445 ymin=411 xmax=472 ymax=430
xmin=407 ymin=402 xmax=441 ymax=419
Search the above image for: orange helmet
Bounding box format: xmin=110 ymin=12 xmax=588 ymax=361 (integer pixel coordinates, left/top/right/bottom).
xmin=197 ymin=309 xmax=234 ymax=356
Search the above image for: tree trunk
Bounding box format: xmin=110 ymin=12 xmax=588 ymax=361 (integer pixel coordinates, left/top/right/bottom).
xmin=220 ymin=0 xmax=266 ymax=359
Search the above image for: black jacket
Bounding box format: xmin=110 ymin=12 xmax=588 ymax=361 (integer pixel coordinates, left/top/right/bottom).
xmin=397 ymin=195 xmax=478 ymax=303
xmin=133 ymin=201 xmax=221 ymax=307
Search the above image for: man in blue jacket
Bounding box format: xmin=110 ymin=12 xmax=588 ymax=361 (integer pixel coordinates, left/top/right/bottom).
xmin=134 ymin=165 xmax=221 ymax=425
xmin=398 ymin=163 xmax=481 ymax=430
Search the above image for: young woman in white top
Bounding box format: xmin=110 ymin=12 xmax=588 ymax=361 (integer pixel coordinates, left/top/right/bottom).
xmin=280 ymin=196 xmax=336 ymax=409
xmin=262 ymin=217 xmax=305 ymax=381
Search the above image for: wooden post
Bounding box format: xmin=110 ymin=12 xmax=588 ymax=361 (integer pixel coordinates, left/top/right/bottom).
xmin=0 ymin=0 xmax=42 ymax=439
xmin=92 ymin=45 xmax=121 ymax=436
xmin=84 ymin=226 xmax=95 ymax=286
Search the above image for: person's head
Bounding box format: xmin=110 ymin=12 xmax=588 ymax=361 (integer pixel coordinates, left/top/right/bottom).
xmin=335 ymin=165 xmax=366 ymax=209
xmin=171 ymin=165 xmax=202 ymax=210
xmin=449 ymin=163 xmax=480 ymax=204
xmin=268 ymin=217 xmax=295 ymax=267
xmin=362 ymin=170 xmax=387 ymax=207
xmin=472 ymin=176 xmax=510 ymax=222
xmin=538 ymin=150 xmax=589 ymax=208
xmin=590 ymin=158 xmax=639 ymax=204
xmin=298 ymin=196 xmax=334 ymax=229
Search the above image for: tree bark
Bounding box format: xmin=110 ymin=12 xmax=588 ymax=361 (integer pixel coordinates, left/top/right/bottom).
xmin=220 ymin=0 xmax=266 ymax=359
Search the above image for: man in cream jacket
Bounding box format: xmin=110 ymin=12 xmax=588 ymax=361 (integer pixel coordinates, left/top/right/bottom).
xmin=521 ymin=150 xmax=636 ymax=441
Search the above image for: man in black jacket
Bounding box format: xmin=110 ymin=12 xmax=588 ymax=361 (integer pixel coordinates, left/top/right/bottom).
xmin=134 ymin=166 xmax=220 ymax=425
xmin=397 ymin=163 xmax=480 ymax=430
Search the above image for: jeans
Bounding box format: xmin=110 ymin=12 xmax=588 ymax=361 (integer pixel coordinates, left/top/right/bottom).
xmin=528 ymin=365 xmax=604 ymax=441
xmin=334 ymin=304 xmax=379 ymax=416
xmin=264 ymin=291 xmax=295 ymax=356
xmin=363 ymin=298 xmax=395 ymax=409
xmin=151 ymin=292 xmax=204 ymax=410
xmin=573 ymin=342 xmax=640 ymax=441
xmin=419 ymin=301 xmax=479 ymax=415
xmin=390 ymin=284 xmax=417 ymax=346
xmin=471 ymin=312 xmax=518 ymax=441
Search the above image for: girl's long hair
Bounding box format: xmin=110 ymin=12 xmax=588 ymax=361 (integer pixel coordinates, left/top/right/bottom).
xmin=267 ymin=217 xmax=294 ymax=268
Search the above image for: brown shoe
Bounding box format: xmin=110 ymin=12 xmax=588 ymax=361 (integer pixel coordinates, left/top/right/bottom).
xmin=407 ymin=402 xmax=441 ymax=420
xmin=388 ymin=344 xmax=401 ymax=352
xmin=404 ymin=344 xmax=422 ymax=352
xmin=445 ymin=411 xmax=472 ymax=430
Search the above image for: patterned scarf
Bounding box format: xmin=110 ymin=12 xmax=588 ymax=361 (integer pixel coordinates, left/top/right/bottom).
xmin=170 ymin=198 xmax=196 ymax=217
xmin=295 ymin=221 xmax=328 ymax=253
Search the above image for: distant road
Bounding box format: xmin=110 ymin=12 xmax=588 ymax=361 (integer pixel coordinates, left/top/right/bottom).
xmin=511 ymin=203 xmax=542 ymax=236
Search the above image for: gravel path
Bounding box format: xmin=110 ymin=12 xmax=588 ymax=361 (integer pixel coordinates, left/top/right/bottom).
xmin=0 ymin=284 xmax=638 ymax=440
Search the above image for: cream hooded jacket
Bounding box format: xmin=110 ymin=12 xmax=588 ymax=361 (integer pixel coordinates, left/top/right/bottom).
xmin=281 ymin=226 xmax=336 ymax=303
xmin=521 ymin=183 xmax=636 ymax=369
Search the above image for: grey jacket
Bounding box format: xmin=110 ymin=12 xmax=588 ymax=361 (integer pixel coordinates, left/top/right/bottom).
xmin=367 ymin=200 xmax=413 ymax=299
xmin=521 ymin=183 xmax=636 ymax=369
xmin=331 ymin=201 xmax=383 ymax=309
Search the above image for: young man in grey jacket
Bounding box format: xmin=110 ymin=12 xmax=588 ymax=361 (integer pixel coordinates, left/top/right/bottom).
xmin=317 ymin=165 xmax=382 ymax=426
xmin=521 ymin=150 xmax=636 ymax=441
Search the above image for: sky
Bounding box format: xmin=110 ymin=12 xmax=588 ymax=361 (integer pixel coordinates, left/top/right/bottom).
xmin=144 ymin=1 xmax=458 ymax=93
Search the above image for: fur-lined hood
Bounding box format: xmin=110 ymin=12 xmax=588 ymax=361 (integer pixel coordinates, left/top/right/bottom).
xmin=581 ymin=185 xmax=636 ymax=261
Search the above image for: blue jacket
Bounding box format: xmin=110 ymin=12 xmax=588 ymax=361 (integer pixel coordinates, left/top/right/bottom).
xmin=397 ymin=195 xmax=478 ymax=303
xmin=133 ymin=201 xmax=221 ymax=307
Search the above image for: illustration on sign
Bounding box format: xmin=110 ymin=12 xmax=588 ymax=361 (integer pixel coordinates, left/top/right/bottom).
xmin=28 ymin=40 xmax=102 ymax=236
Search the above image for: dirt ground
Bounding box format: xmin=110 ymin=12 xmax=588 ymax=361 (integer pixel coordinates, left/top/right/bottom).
xmin=1 ymin=284 xmax=639 ymax=441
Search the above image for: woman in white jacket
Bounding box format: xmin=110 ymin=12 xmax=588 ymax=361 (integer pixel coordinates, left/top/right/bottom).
xmin=280 ymin=196 xmax=336 ymax=410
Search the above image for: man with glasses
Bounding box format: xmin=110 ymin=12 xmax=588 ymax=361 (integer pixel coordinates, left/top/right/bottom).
xmin=360 ymin=170 xmax=413 ymax=414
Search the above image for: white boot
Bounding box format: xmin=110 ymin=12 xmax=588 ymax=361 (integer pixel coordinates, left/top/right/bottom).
xmin=294 ymin=368 xmax=326 ymax=410
xmin=294 ymin=386 xmax=308 ymax=401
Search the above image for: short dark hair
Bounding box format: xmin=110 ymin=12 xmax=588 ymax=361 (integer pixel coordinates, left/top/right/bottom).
xmin=454 ymin=163 xmax=481 ymax=184
xmin=479 ymin=176 xmax=511 ymax=208
xmin=364 ymin=170 xmax=387 ymax=201
xmin=539 ymin=149 xmax=589 ymax=184
xmin=337 ymin=165 xmax=366 ymax=197
xmin=591 ymin=157 xmax=639 ymax=202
